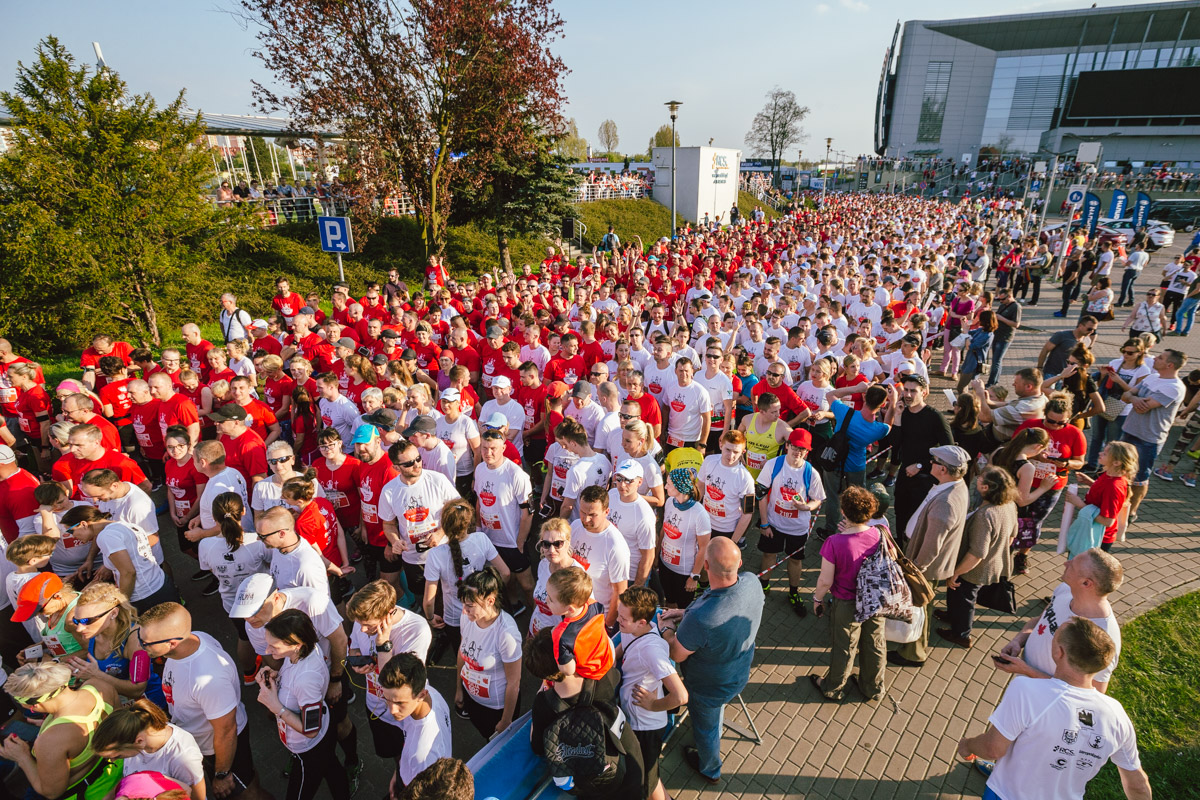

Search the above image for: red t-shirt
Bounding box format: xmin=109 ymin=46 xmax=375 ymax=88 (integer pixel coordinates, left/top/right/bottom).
xmin=544 ymin=410 xmax=565 ymax=445
xmin=239 ymin=400 xmax=278 ymax=438
xmin=315 ymin=456 xmax=363 ymax=530
xmin=296 ymin=333 xmax=335 ymax=374
xmin=0 ymin=468 xmax=40 ymax=543
xmin=478 ymin=342 xmax=508 ymax=391
xmin=752 ymin=381 xmax=805 ymax=419
xmin=1015 ymin=419 xmax=1088 ymax=490
xmin=98 ymin=379 xmax=135 ymax=425
xmin=294 ymin=498 xmax=343 ymax=566
xmin=80 ymin=342 xmax=133 ymax=391
xmin=263 ymin=375 xmax=296 ymax=416
xmin=272 ymin=292 xmax=306 ymax=323
xmin=357 ymin=456 xmax=399 ymax=547
xmin=446 ymin=346 xmax=481 ymax=375
xmin=185 ymin=341 xmax=215 ymax=377
xmin=220 ymin=429 xmax=268 ymax=484
xmin=629 ymin=392 xmax=662 ymax=430
xmin=0 ymin=357 xmax=44 ymax=418
xmin=252 ymin=335 xmax=283 ymax=358
xmin=835 ymin=375 xmax=869 ymax=411
xmin=1085 ymin=473 xmax=1128 ymax=542
xmin=545 ymin=355 xmax=586 ymax=387
xmin=164 ymin=457 xmax=206 ymax=519
xmin=13 ymin=384 xmax=52 ymax=444
xmin=52 ymin=451 xmax=147 ymax=499
xmin=84 ymin=414 xmax=123 ymax=454
xmin=579 ymin=340 xmax=605 ymax=370
xmin=515 ymin=383 xmax=548 ymax=433
xmin=293 ymin=408 xmax=320 ymax=466
xmin=128 ymin=400 xmax=166 ymax=461
xmin=410 ymin=341 xmax=442 ymax=372
xmin=157 ymin=394 xmax=200 ymax=441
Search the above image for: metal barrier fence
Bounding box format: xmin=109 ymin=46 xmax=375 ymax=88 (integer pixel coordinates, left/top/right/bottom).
xmin=572 ymin=182 xmax=648 ymax=203
xmin=209 ymin=194 xmax=416 ymax=225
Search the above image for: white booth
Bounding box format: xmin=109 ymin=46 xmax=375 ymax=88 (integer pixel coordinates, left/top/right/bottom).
xmin=652 ymin=146 xmax=742 ymax=225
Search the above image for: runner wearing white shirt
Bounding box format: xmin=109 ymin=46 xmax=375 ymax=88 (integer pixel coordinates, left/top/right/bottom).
xmin=755 ymin=429 xmax=825 ymax=612
xmin=61 ymin=508 xmax=173 ymax=612
xmin=455 ymin=566 xmax=523 ymax=740
xmin=694 ymin=348 xmax=735 ymax=452
xmin=191 ymin=444 xmax=254 ymax=535
xmin=257 ymin=506 xmax=331 ymax=594
xmin=663 ymin=359 xmax=712 ymax=451
xmin=605 ymin=463 xmax=657 ymax=587
xmin=399 ymin=415 xmax=456 ymax=486
xmin=94 ymin=711 xmax=206 ymax=800
xmin=479 ymin=376 xmax=528 ymax=457
xmin=659 ymin=467 xmax=712 ymax=608
xmin=78 ymin=475 xmax=163 ymax=563
xmin=564 ymin=383 xmax=606 ymax=446
xmin=473 ymin=436 xmax=534 ymax=584
xmin=376 ymin=655 xmax=453 ymax=788
xmin=568 ymin=486 xmax=631 ymax=627
xmin=318 ymin=377 xmax=362 ymax=455
xmin=559 ymin=423 xmax=613 ymax=522
xmin=698 ymin=436 xmax=756 ymax=545
xmin=232 ymin=577 xmax=348 ymax=667
xmin=198 ymin=491 xmax=269 ymax=674
xmin=435 ymin=389 xmax=481 ymax=491
xmin=540 ymin=439 xmax=579 ymax=510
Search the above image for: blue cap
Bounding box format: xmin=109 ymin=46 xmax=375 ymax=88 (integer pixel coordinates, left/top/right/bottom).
xmin=350 ymin=424 xmax=378 ymax=445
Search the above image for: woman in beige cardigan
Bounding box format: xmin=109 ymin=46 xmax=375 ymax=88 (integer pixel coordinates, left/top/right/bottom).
xmin=935 ymin=466 xmax=1019 ymax=648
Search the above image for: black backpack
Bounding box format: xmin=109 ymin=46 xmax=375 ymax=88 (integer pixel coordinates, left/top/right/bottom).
xmin=541 ymin=679 xmax=627 ymax=793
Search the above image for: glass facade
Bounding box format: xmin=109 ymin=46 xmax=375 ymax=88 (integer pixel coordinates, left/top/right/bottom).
xmin=980 ymin=45 xmax=1200 ymax=153
xmin=917 ymin=62 xmax=953 ymax=143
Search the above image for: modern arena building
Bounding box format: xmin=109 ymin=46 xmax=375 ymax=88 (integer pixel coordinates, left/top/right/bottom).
xmin=875 ymin=0 xmax=1200 ymax=169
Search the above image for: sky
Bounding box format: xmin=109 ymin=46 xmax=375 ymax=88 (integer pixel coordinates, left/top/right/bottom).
xmin=1 ymin=0 xmax=1171 ymax=159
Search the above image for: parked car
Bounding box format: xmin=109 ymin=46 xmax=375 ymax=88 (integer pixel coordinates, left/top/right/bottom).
xmin=1039 ymin=222 xmax=1128 ymax=248
xmin=1099 ymin=218 xmax=1175 ymax=250
xmin=1147 ymin=199 xmax=1200 ymax=232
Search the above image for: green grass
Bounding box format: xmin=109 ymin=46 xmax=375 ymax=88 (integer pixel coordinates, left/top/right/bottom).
xmin=738 ymin=190 xmax=783 ymax=222
xmin=574 ymin=198 xmax=680 ymax=249
xmin=1085 ymin=592 xmax=1200 ymax=799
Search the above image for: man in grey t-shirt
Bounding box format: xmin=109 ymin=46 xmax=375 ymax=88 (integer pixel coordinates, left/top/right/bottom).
xmin=1036 ymin=317 xmax=1097 ymax=379
xmin=1119 ymin=348 xmax=1187 ymax=520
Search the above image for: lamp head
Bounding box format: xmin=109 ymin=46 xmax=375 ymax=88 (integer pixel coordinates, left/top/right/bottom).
xmin=665 ymin=100 xmax=682 ymax=118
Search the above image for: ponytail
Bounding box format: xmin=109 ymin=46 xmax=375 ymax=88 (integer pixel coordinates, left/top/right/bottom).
xmin=212 ymin=492 xmax=245 ymax=552
xmin=92 ymin=698 xmax=169 ymax=754
xmin=439 ymin=500 xmax=476 ymax=583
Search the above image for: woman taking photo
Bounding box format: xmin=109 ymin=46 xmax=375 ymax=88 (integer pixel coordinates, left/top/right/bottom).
xmin=1045 ymin=346 xmax=1104 ymax=430
xmin=935 ymin=467 xmax=1019 ymax=648
xmin=199 ymin=492 xmax=268 ymax=677
xmin=255 ymin=609 xmax=351 ymax=800
xmin=92 ymin=699 xmax=206 ymax=800
xmin=809 ymin=486 xmax=888 ymax=702
xmin=64 ymin=582 xmax=166 ymax=709
xmin=528 ymin=518 xmax=586 ymax=637
xmin=60 ymin=506 xmax=178 ymax=613
xmin=455 ymin=565 xmax=522 ymax=741
xmin=988 ymin=426 xmax=1053 ymax=576
xmin=659 ymin=467 xmax=712 ymax=609
xmin=422 ymin=499 xmax=509 ymax=661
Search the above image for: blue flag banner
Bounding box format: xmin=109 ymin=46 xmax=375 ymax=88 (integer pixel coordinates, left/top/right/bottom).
xmin=1132 ymin=192 xmax=1151 ymax=228
xmin=1083 ymin=193 xmax=1102 ymax=237
xmin=1108 ymin=190 xmax=1128 ymax=219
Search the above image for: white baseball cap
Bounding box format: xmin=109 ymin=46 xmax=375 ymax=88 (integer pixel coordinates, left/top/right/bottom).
xmin=614 ymin=459 xmax=644 ymax=481
xmin=491 ymin=375 xmax=512 ymax=390
xmin=228 ymin=573 xmax=276 ymax=619
xmin=0 ymin=445 xmax=16 ymax=464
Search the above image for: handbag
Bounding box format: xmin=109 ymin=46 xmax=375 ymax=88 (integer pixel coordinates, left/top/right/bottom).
xmin=884 ymin=527 xmax=935 ymax=607
xmin=854 ymin=527 xmax=914 ymax=623
xmin=976 ymin=576 xmax=1018 ymax=613
xmin=885 ymin=605 xmax=925 ymax=643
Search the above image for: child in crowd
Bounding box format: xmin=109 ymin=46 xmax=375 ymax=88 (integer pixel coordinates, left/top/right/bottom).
xmin=5 ymin=536 xmax=57 ymax=640
xmin=546 ymin=567 xmax=613 ymax=680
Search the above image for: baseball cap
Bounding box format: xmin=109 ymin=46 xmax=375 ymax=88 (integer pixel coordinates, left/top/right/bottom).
xmin=441 ymin=387 xmax=461 ymax=403
xmin=251 ymin=319 xmax=269 ymax=329
xmin=485 ymin=325 xmax=504 ymax=339
xmin=12 ymin=573 xmax=64 ymax=622
xmin=491 ymin=375 xmax=512 ymax=390
xmin=361 ymin=409 xmax=397 ymax=431
xmin=402 ymin=415 xmax=437 ymax=438
xmin=371 ymin=354 xmax=389 ymax=366
xmin=787 ymin=428 xmax=813 ymax=450
xmin=400 ymin=348 xmax=418 ymax=361
xmin=930 ymin=445 xmax=970 ymax=469
xmin=208 ymin=404 xmax=248 ymax=423
xmin=614 ymin=459 xmax=644 ymax=481
xmin=482 ymin=412 xmax=508 ymax=430
xmin=546 ymin=381 xmax=569 ymax=399
xmin=381 ymin=329 xmax=401 ymax=340
xmin=570 ymin=381 xmax=592 ymax=399
xmin=350 ymin=424 xmax=378 ymax=445
xmin=0 ymin=444 xmax=16 ymax=465
xmin=335 ymin=337 xmax=357 ymax=350
xmin=229 ymin=573 xmax=275 ymax=619
xmin=298 ymin=306 xmax=318 ymax=316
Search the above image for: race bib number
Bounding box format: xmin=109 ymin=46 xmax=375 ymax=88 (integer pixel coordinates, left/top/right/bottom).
xmin=666 ymin=433 xmax=685 ymax=448
xmin=327 ymin=490 xmax=348 ymax=509
xmin=361 ymin=502 xmax=379 ymax=524
xmin=746 ymin=451 xmax=767 ymax=470
xmin=774 ymin=486 xmax=800 ymax=519
xmin=277 ymin=715 xmax=289 ymax=745
xmin=704 ymin=485 xmax=727 ymax=518
xmin=366 ymin=668 xmax=384 ymax=698
xmin=461 ymin=665 xmax=491 ymax=700
xmin=173 ymin=499 xmax=192 ymax=515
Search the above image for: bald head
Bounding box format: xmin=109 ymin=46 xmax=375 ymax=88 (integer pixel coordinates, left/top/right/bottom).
xmin=706 ymin=536 xmax=742 ymax=585
xmin=138 ymin=602 xmax=191 ymax=637
xmin=0 ymin=339 xmax=11 ymax=356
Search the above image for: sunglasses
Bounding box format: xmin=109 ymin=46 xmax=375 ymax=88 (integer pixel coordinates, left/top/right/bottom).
xmin=397 ymin=455 xmax=423 ymax=468
xmin=537 ymin=540 xmax=566 ymax=550
xmin=1121 ymin=350 xmax=1139 ymax=356
xmin=767 ymin=372 xmax=785 ymax=378
xmin=12 ymin=686 xmax=66 ymax=707
xmin=705 ymin=353 xmax=721 ymax=360
xmin=590 ymin=372 xmax=605 ymax=377
xmin=618 ymin=412 xmax=638 ymax=421
xmin=71 ymin=605 xmax=119 ymax=627
xmin=266 ymin=456 xmax=293 ymax=465
xmin=613 ymin=475 xmax=636 ymax=484
xmin=1044 ymin=418 xmax=1067 ymax=427
xmin=257 ymin=528 xmax=289 ymax=540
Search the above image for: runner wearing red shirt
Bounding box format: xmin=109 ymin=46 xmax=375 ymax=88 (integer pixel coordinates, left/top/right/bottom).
xmin=229 ymin=377 xmax=280 ymax=445
xmin=478 ymin=326 xmax=509 ymax=395
xmin=288 ymin=321 xmax=335 ymax=374
xmin=182 ymin=324 xmax=215 ymax=379
xmin=0 ymin=457 xmax=39 ymax=543
xmin=127 ymin=384 xmax=166 ymax=464
xmin=148 ymin=374 xmax=201 ymax=445
xmin=97 ymin=372 xmax=135 ymax=429
xmin=212 ymin=405 xmax=269 ymax=486
xmin=544 ymin=334 xmax=586 ymax=387
xmin=289 ymin=493 xmax=347 ymax=567
xmin=80 ymin=336 xmax=133 ymax=391
xmin=0 ymin=346 xmax=43 ymax=421
xmin=163 ymin=433 xmax=207 ymax=529
xmin=271 ymin=277 xmax=306 ymax=329
xmin=314 ymin=429 xmax=363 ymax=532
xmin=11 ymin=372 xmax=51 ymax=449
xmin=261 ymin=357 xmax=295 ymax=420
xmin=52 ymin=425 xmax=148 ymax=498
xmin=353 ymin=426 xmax=399 ymax=558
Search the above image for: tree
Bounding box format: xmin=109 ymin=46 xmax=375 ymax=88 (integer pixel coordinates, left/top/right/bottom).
xmin=597 ymin=119 xmax=619 ymax=154
xmin=239 ymin=0 xmax=568 ymax=259
xmin=744 ymin=87 xmax=809 ymax=188
xmin=0 ymin=38 xmax=243 ymax=352
xmin=553 ymin=118 xmax=588 ymax=161
xmin=648 ymin=124 xmax=681 ymax=154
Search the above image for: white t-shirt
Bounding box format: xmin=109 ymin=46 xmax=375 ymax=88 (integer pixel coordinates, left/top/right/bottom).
xmin=459 ymin=612 xmax=522 ymax=710
xmin=663 ymin=380 xmax=712 ymax=445
xmin=121 ymin=723 xmax=205 ymax=788
xmin=698 ymin=455 xmax=756 ymax=533
xmin=779 ymin=344 xmax=813 ymax=377
xmin=377 ymin=470 xmax=460 ymax=565
xmin=594 ymin=411 xmax=622 ymax=456
xmin=565 ymin=400 xmax=606 ymax=447
xmin=660 ymin=499 xmax=711 ymax=576
xmin=757 ymin=457 xmax=825 ymax=536
xmin=530 ymin=553 xmax=588 ymax=636
xmin=1103 ymin=359 xmax=1152 ymax=417
xmin=418 ymin=440 xmax=457 ymax=486
xmin=269 ymin=539 xmax=330 ymax=594
xmin=275 ymin=647 xmax=330 ymax=754
xmin=198 ymin=468 xmax=254 ymax=533
xmin=436 ymin=414 xmax=480 ymax=477
xmin=6 ymin=572 xmax=40 ymax=639
xmin=398 ymin=685 xmax=453 ymax=786
xmin=251 ymin=477 xmax=325 ymax=515
xmin=1167 ymin=268 xmax=1196 ymax=295
xmin=618 ymin=631 xmax=677 ymax=731
xmin=544 ymin=443 xmax=579 ymax=502
xmin=32 ymin=502 xmax=94 ymax=576
xmin=694 ymin=371 xmax=734 ymax=432
xmin=795 ymin=380 xmax=834 ymax=416
xmin=520 ymin=344 xmax=551 ymax=374
xmin=642 ymin=362 xmax=677 ymax=401
xmin=161 ymin=631 xmax=248 ymax=755
xmin=198 ymin=534 xmax=269 ymax=613
xmin=246 ymin=587 xmax=344 ymax=661
xmin=424 ymin=531 xmax=499 ymax=627
xmin=1128 ymin=301 xmax=1165 ymax=334
xmin=1024 ymin=582 xmax=1121 ymax=685
xmin=96 ymin=522 xmax=165 ymax=602
xmin=97 ymin=484 xmax=162 ymax=563
xmin=349 ymin=607 xmax=433 ymax=722
xmin=319 ymin=395 xmax=361 ymax=453
xmin=987 ymin=676 xmax=1140 ymax=800
xmin=480 ymin=399 xmax=529 ymax=456
xmin=562 ymin=453 xmax=613 ymax=517
xmin=473 ymin=460 xmax=532 ymax=549
xmin=568 ymin=520 xmax=631 ymax=610
xmin=604 ymin=490 xmax=656 ymax=580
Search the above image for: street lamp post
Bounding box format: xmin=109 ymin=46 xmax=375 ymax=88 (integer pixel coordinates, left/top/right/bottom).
xmin=822 ymin=137 xmax=832 ymax=205
xmin=665 ymin=101 xmax=682 ymax=238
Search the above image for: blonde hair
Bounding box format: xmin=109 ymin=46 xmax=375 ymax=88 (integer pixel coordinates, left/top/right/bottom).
xmin=226 ymin=339 xmax=249 ymax=358
xmin=4 ymin=661 xmax=71 ymax=698
xmin=540 ymin=517 xmax=571 ymax=542
xmin=1104 ymin=441 xmax=1138 ymax=481
xmin=6 ymin=535 xmax=57 ymax=565
xmin=76 ymin=582 xmax=137 ymax=648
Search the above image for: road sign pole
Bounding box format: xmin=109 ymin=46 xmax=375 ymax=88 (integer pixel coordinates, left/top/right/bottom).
xmin=337 ymin=252 xmax=345 ymax=283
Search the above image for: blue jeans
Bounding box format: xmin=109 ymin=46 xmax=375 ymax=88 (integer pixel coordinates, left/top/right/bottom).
xmin=1085 ymin=414 xmax=1126 ymax=470
xmin=1177 ymin=296 xmax=1199 ymax=335
xmin=1117 ymin=268 xmax=1139 ymax=306
xmin=1120 ymin=430 xmax=1160 ymax=485
xmin=687 ymin=699 xmax=726 ymax=779
xmin=986 ymin=337 xmax=1012 ymax=387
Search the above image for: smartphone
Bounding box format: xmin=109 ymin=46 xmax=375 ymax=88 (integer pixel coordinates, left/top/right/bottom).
xmin=23 ymin=644 xmax=43 ymax=662
xmin=991 ymin=654 xmax=1011 ymax=665
xmin=345 ymin=654 xmax=375 ymax=668
xmin=300 ymin=703 xmax=324 ymax=734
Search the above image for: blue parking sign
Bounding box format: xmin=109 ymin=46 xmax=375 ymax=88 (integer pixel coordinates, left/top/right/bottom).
xmin=318 ymin=216 xmax=354 ymax=253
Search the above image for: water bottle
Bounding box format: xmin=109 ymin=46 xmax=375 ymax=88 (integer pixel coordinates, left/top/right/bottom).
xmin=552 ymin=776 xmax=575 ymax=791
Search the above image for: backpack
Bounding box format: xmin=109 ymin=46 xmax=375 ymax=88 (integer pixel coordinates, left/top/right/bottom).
xmin=854 ymin=526 xmax=914 ymax=623
xmin=541 ymin=679 xmax=628 ymax=793
xmin=812 ymin=405 xmax=854 ymax=479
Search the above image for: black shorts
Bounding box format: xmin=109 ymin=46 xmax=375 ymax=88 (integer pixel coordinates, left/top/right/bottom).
xmin=401 ymin=561 xmax=426 ymax=602
xmin=756 ymin=527 xmax=808 ymax=561
xmin=367 ymin=712 xmax=406 ymax=759
xmin=362 ymin=543 xmax=403 ymax=575
xmin=329 ymin=673 xmax=350 ymax=725
xmin=495 ymin=545 xmax=531 ymax=575
xmin=659 ymin=567 xmax=694 ymax=608
xmin=202 ymin=723 xmax=256 ymax=793
xmin=634 ymin=726 xmax=665 ymax=797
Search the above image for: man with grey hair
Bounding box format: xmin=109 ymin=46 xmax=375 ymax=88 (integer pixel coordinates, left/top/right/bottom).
xmin=219 ymin=293 xmax=252 ymax=344
xmin=890 ymin=444 xmax=970 ymax=668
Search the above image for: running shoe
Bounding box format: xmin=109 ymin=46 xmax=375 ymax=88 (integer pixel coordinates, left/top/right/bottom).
xmin=347 ymin=759 xmax=363 ymax=795
xmin=191 ymin=569 xmax=213 ymax=582
xmin=975 ymin=759 xmax=995 ymax=778
xmin=1153 ymin=467 xmax=1174 ymax=482
xmin=788 ymin=588 xmax=808 ymax=618
xmin=1182 ymin=475 xmax=1197 ymax=488
xmin=201 ymin=577 xmax=220 ymax=597
xmin=242 ymin=656 xmax=263 ymax=686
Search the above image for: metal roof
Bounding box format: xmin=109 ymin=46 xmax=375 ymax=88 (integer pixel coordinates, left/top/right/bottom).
xmin=0 ymin=110 xmax=342 ymax=139
xmin=919 ymin=0 xmax=1200 ymax=52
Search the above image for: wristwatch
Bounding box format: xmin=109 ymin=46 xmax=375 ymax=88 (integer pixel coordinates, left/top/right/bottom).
xmin=214 ymin=771 xmax=231 ymax=780
xmin=690 ymin=573 xmax=701 ymax=580
xmin=375 ymin=640 xmax=393 ymax=652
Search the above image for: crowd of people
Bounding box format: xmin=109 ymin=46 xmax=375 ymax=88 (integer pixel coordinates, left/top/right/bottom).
xmin=4 ymin=189 xmax=1199 ymax=800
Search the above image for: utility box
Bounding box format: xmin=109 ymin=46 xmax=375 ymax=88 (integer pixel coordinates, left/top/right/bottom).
xmin=652 ymin=146 xmax=743 ymax=226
